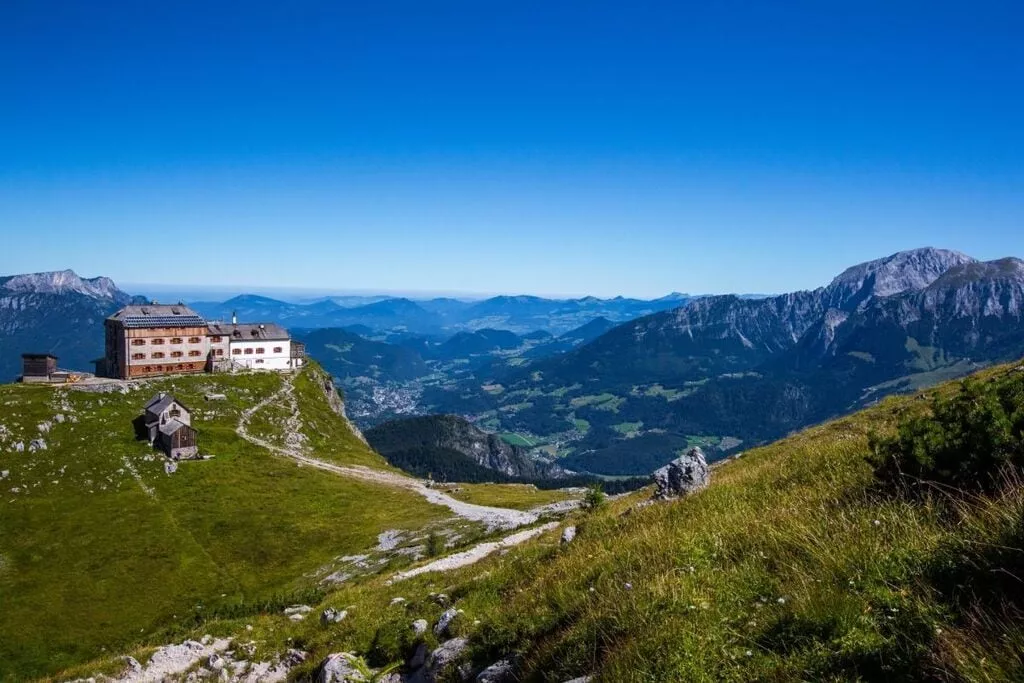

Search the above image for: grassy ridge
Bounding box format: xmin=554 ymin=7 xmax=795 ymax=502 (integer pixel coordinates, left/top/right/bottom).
xmin=0 ymin=366 xmax=449 ymax=681
xmin=150 ymin=361 xmax=1024 ymax=682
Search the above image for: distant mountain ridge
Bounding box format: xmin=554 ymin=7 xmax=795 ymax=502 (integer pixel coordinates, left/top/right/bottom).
xmin=0 ymin=270 xmax=141 ymax=380
xmin=425 ymin=248 xmax=1024 ymax=475
xmin=191 ymin=291 xmax=694 ymax=336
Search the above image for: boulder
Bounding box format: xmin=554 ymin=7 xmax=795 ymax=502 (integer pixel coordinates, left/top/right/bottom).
xmin=476 ymin=658 xmax=515 ymax=682
xmin=426 ymin=638 xmax=469 ymax=680
xmin=561 ymin=526 xmax=577 ymax=544
xmin=411 ymin=618 xmax=429 ymax=636
xmin=29 ymin=439 xmax=47 ymax=452
xmin=652 ymin=447 xmax=709 ymax=500
xmin=316 ymin=653 xmax=367 ymax=683
xmin=434 ymin=607 xmax=458 ymax=637
xmin=321 ymin=608 xmax=348 ymax=625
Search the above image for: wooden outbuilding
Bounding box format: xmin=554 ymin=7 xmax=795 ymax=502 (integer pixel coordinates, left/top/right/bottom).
xmin=21 ymin=354 xmax=58 ymax=383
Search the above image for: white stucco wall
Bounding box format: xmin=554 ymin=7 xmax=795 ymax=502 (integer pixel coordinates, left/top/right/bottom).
xmin=227 ymin=339 xmax=295 ymax=370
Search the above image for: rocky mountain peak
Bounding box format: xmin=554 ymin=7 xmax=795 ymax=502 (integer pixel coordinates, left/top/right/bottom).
xmin=824 ymin=247 xmax=976 ymax=311
xmin=1 ymin=269 xmax=124 ymax=299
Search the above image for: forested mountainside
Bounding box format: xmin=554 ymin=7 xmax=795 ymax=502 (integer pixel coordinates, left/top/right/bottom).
xmin=425 ymin=249 xmax=1024 ymax=474
xmin=365 ymin=414 xmax=567 ymax=480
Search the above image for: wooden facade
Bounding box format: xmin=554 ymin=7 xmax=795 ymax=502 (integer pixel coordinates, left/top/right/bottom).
xmin=21 ymin=353 xmax=58 ymax=380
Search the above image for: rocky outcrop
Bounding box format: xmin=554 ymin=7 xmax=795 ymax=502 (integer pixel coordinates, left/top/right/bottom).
xmin=313 ymin=366 xmax=368 ymax=445
xmin=366 ymin=414 xmax=567 ymax=479
xmin=652 ymin=447 xmax=710 ymax=500
xmin=316 ymin=652 xmax=367 ymax=682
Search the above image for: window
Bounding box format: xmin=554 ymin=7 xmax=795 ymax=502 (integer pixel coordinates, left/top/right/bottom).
xmin=256 ymin=359 xmax=264 ymax=364
xmin=176 ymin=364 xmax=184 ymax=370
xmin=152 ymin=352 xmax=165 ymax=359
xmin=156 ymin=365 xmax=164 ymax=372
xmin=171 ymin=351 xmax=184 ymax=358
xmin=151 ymin=338 xmax=164 ymax=345
xmin=255 ymin=347 xmax=265 ymax=354
xmin=273 ymin=346 xmax=283 ymax=353
xmin=144 ymin=366 xmax=152 ymax=373
xmin=244 ymin=348 xmax=254 ymax=355
xmin=232 ymin=349 xmax=241 ymax=355
xmin=215 ymin=349 xmax=224 ymax=356
xmin=210 ymin=335 xmax=223 ymax=343
xmin=170 ymin=337 xmax=183 ymax=344
xmin=131 ymin=339 xmax=146 ymax=346
xmin=169 ymin=408 xmax=180 ymax=418
xmin=188 ymin=350 xmax=201 ymax=357
xmin=132 ymin=353 xmax=145 ymax=360
xmin=189 ymin=337 xmax=202 ymax=344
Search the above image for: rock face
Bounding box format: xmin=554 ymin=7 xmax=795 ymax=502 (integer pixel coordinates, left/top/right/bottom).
xmin=366 ymin=414 xmax=567 ymax=479
xmin=316 ymin=652 xmax=367 ymax=683
xmin=652 ymin=447 xmax=710 ymax=500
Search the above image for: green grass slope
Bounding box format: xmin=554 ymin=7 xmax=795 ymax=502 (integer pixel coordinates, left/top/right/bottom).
xmin=0 ymin=364 xmax=449 ymax=681
xmin=138 ymin=360 xmax=1024 ymax=683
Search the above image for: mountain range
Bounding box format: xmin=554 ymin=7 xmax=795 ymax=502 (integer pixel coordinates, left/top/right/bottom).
xmin=424 ymin=248 xmax=1024 ymax=474
xmin=189 ymin=291 xmax=692 ymax=336
xmin=0 ymin=270 xmax=141 ymax=381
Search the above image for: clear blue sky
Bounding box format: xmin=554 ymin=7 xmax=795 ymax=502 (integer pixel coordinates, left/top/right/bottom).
xmin=1 ymin=1 xmax=1022 ymax=298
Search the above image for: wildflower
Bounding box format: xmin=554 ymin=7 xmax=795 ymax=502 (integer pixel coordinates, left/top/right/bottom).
xmin=873 ymin=519 xmax=881 ymax=526
xmin=745 ymin=650 xmax=753 ymax=657
xmin=776 ymin=597 xmax=786 ymax=604
xmin=624 ymin=582 xmax=633 ymax=590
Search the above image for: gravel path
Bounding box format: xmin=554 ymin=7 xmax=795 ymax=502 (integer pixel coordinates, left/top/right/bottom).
xmin=236 ymin=377 xmax=540 ymax=530
xmin=391 ymin=522 xmax=560 ymax=581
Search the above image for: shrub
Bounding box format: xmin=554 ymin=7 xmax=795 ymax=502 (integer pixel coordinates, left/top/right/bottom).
xmin=581 ymin=484 xmax=607 ymax=512
xmin=426 ymin=531 xmax=444 ymax=557
xmin=868 ymin=373 xmax=1024 ymax=492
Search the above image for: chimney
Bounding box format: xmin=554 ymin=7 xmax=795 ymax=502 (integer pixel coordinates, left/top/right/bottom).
xmin=232 ymin=310 xmax=237 ymax=325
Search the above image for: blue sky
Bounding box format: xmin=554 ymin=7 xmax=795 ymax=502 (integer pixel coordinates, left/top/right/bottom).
xmin=1 ymin=1 xmax=1022 ymax=298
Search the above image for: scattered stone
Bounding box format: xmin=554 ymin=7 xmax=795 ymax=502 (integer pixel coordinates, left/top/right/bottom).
xmin=205 ymin=393 xmax=227 ymax=401
xmin=123 ymin=655 xmax=143 ymax=674
xmin=562 ymin=677 xmax=594 ymax=683
xmin=0 ymin=471 xmax=8 ymax=479
xmin=316 ymin=652 xmax=367 ymax=682
xmin=411 ymin=618 xmax=429 ymax=636
xmin=433 ymin=593 xmax=450 ymax=607
xmin=54 ymin=414 xmax=66 ymax=423
xmin=434 ymin=608 xmax=458 ymax=637
xmin=476 ymin=658 xmax=515 ymax=682
xmin=29 ymin=439 xmax=47 ymax=452
xmin=284 ymin=605 xmax=312 ymax=621
xmin=164 ymin=460 xmax=178 ymax=475
xmin=208 ymin=653 xmax=226 ymax=670
xmin=283 ymin=649 xmax=309 ymax=666
xmin=13 ymin=441 xmax=24 ymax=452
xmin=321 ymin=608 xmax=348 ymax=625
xmin=37 ymin=422 xmax=51 ymax=434
xmin=390 ymin=597 xmax=407 ymax=606
xmin=652 ymin=447 xmax=710 ymax=500
xmin=376 ymin=529 xmax=403 ymax=551
xmin=561 ymin=526 xmax=577 ymax=544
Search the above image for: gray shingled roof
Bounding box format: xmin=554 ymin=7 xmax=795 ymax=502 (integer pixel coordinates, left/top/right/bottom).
xmin=144 ymin=393 xmax=189 ymax=415
xmin=159 ymin=418 xmax=190 ymax=436
xmin=109 ymin=304 xmax=206 ymax=329
xmin=207 ymin=322 xmax=291 ymax=341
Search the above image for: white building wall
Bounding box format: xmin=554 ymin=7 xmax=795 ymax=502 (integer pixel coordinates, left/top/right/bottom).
xmin=227 ymin=339 xmax=295 ymax=371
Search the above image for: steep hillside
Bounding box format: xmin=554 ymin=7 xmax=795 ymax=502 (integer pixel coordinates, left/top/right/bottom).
xmin=0 ymin=270 xmax=141 ymax=381
xmin=67 ymin=358 xmax=1024 ymax=683
xmin=0 ymin=365 xmax=454 ymax=680
xmin=366 ymin=414 xmax=567 ymax=480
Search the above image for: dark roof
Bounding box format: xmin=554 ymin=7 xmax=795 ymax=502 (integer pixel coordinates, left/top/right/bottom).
xmin=144 ymin=392 xmax=190 ymax=415
xmin=206 ymin=321 xmax=291 ymax=341
xmin=22 ymin=353 xmax=58 ymax=359
xmin=108 ymin=304 xmax=206 ymax=329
